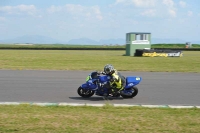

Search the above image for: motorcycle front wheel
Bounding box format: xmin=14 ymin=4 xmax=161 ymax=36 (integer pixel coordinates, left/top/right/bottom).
xmin=121 ymin=86 xmax=138 ymax=98
xmin=77 ymin=87 xmax=95 ymax=98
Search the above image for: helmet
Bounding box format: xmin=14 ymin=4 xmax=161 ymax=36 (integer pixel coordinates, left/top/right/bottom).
xmin=104 ymin=64 xmax=114 ymax=75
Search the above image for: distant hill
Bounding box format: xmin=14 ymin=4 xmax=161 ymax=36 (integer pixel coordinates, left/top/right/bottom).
xmin=151 ymin=38 xmax=186 ymax=44
xmin=68 ymin=38 xmax=126 ymax=45
xmin=99 ymin=38 xmax=125 ymax=45
xmin=67 ymin=38 xmax=200 ymax=45
xmin=0 ymin=35 xmax=63 ymax=44
xmin=67 ymin=38 xmax=98 ymax=45
xmin=0 ymin=35 xmax=199 ymax=44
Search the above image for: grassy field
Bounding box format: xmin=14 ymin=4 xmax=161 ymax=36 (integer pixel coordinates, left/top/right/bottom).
xmin=0 ymin=49 xmax=200 ymax=133
xmin=0 ymin=50 xmax=200 ymax=72
xmin=0 ymin=105 xmax=200 ymax=133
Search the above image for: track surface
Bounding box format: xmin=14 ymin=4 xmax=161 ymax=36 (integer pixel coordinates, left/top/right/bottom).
xmin=0 ymin=70 xmax=200 ymax=106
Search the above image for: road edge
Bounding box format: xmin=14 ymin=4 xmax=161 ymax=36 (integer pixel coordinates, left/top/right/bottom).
xmin=0 ymin=102 xmax=199 ymax=108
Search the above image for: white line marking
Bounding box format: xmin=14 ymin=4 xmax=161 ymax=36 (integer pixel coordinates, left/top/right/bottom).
xmin=0 ymin=102 xmax=199 ymax=108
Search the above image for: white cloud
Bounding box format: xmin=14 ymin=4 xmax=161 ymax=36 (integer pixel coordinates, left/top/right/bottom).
xmin=115 ymin=0 xmax=126 ymax=5
xmin=187 ymin=11 xmax=193 ymax=17
xmin=162 ymin=0 xmax=177 ymax=17
xmin=0 ymin=6 xmax=13 ymax=13
xmin=47 ymin=5 xmax=62 ymax=13
xmin=91 ymin=6 xmax=103 ymax=20
xmin=132 ymin=0 xmax=157 ymax=7
xmin=115 ymin=0 xmax=157 ymax=7
xmin=141 ymin=9 xmax=156 ymax=16
xmin=163 ymin=0 xmax=174 ymax=8
xmin=66 ymin=4 xmax=103 ymax=20
xmin=17 ymin=5 xmax=36 ymax=12
xmin=0 ymin=5 xmax=37 ymax=15
xmin=168 ymin=9 xmax=176 ymax=17
xmin=179 ymin=1 xmax=186 ymax=8
xmin=65 ymin=4 xmax=84 ymax=13
xmin=47 ymin=4 xmax=103 ymax=21
xmin=47 ymin=4 xmax=85 ymax=14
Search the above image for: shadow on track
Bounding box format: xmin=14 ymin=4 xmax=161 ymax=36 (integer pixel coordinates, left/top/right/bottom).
xmin=69 ymin=96 xmax=124 ymax=101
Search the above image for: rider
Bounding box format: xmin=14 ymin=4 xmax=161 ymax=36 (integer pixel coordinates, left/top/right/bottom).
xmin=99 ymin=64 xmax=125 ymax=96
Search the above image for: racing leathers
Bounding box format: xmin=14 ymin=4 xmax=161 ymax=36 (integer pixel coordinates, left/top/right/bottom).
xmin=109 ymin=69 xmax=125 ymax=91
xmin=100 ymin=69 xmax=125 ymax=95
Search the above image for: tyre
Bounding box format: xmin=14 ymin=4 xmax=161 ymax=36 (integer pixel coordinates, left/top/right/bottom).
xmin=131 ymin=86 xmax=138 ymax=97
xmin=77 ymin=87 xmax=94 ymax=98
xmin=121 ymin=86 xmax=138 ymax=98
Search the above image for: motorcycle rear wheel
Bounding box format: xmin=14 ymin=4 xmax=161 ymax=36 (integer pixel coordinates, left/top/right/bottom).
xmin=77 ymin=87 xmax=95 ymax=98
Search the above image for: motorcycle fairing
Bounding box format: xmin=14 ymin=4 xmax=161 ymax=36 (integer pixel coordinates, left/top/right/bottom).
xmin=99 ymin=75 xmax=111 ymax=82
xmin=124 ymin=76 xmax=142 ymax=89
xmin=81 ymin=79 xmax=97 ymax=90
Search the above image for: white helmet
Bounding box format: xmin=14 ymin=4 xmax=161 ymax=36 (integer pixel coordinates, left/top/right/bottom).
xmin=104 ymin=64 xmax=114 ymax=75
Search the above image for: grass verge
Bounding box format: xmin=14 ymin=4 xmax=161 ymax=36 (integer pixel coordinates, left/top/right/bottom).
xmin=0 ymin=50 xmax=200 ymax=72
xmin=0 ymin=105 xmax=200 ymax=133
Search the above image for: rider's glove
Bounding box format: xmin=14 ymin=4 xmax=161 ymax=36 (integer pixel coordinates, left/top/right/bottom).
xmin=97 ymin=71 xmax=106 ymax=75
xmin=110 ymin=77 xmax=116 ymax=82
xmin=101 ymin=72 xmax=106 ymax=75
xmin=97 ymin=71 xmax=102 ymax=75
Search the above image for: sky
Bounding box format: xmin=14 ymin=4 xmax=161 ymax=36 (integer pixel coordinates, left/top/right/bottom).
xmin=0 ymin=0 xmax=200 ymax=42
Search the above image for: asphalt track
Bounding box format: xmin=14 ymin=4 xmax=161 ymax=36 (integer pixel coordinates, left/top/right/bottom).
xmin=0 ymin=70 xmax=200 ymax=106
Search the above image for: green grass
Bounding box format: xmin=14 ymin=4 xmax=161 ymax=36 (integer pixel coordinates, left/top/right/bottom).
xmin=0 ymin=50 xmax=200 ymax=72
xmin=0 ymin=105 xmax=199 ymax=133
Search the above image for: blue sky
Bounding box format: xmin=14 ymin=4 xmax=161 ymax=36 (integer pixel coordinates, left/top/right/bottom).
xmin=0 ymin=0 xmax=200 ymax=42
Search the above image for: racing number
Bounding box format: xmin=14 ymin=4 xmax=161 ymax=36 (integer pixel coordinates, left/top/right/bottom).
xmin=136 ymin=77 xmax=140 ymax=80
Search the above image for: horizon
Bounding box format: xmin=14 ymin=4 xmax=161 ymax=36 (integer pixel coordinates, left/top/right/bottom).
xmin=0 ymin=34 xmax=199 ymax=44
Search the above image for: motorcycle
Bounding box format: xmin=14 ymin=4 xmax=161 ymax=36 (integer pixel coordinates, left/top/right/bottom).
xmin=77 ymin=72 xmax=142 ymax=98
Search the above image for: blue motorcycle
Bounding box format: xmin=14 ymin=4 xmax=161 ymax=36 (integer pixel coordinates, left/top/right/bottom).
xmin=77 ymin=72 xmax=142 ymax=98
